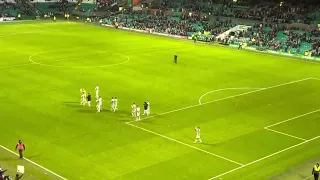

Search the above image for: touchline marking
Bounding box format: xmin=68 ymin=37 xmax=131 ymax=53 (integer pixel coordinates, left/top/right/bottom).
xmin=265 ymin=108 xmax=320 ymax=128
xmin=198 ymin=88 xmax=263 ymax=105
xmin=126 ymin=123 xmax=244 ymax=166
xmin=128 ymin=78 xmax=312 ymax=124
xmin=0 ymin=145 xmax=68 ymax=180
xmin=208 ymin=136 xmax=320 ymax=180
xmin=264 ymin=127 xmax=307 ymax=141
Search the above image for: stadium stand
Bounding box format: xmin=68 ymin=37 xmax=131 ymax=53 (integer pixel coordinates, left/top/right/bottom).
xmin=100 ymin=0 xmax=319 ymax=57
xmin=0 ymin=0 xmax=319 ymax=57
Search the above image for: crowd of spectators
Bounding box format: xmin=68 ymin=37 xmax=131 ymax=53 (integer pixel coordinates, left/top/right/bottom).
xmin=122 ymin=11 xmax=195 ymax=36
xmin=229 ymin=22 xmax=320 ymax=57
xmin=108 ymin=10 xmax=235 ymax=37
xmin=233 ymin=3 xmax=315 ymax=24
xmin=0 ymin=0 xmax=17 ymax=16
xmin=97 ymin=0 xmax=113 ymax=10
xmin=310 ymin=30 xmax=320 ymax=57
xmin=149 ymin=0 xmax=319 ymax=26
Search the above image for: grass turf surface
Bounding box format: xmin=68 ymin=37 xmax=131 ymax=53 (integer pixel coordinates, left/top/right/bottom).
xmin=1 ymin=21 xmax=320 ymax=180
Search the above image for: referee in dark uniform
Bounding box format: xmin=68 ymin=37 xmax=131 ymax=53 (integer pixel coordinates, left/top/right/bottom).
xmin=174 ymin=54 xmax=178 ymax=64
xmin=313 ymin=163 xmax=320 ymax=180
xmin=143 ymin=102 xmax=148 ymax=115
xmin=87 ymin=93 xmax=92 ymax=107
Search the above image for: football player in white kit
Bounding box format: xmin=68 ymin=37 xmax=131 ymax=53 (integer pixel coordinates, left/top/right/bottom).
xmin=96 ymin=96 xmax=102 ymax=113
xmin=80 ymin=92 xmax=86 ymax=106
xmin=95 ymin=85 xmax=99 ymax=99
xmin=146 ymin=101 xmax=150 ymax=116
xmin=136 ymin=105 xmax=141 ymax=121
xmin=131 ymin=103 xmax=136 ymax=117
xmin=110 ymin=97 xmax=115 ymax=111
xmin=114 ymin=97 xmax=118 ymax=111
xmin=194 ymin=127 xmax=202 ymax=143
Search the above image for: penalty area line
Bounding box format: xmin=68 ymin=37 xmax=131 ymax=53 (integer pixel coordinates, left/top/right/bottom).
xmin=127 ymin=77 xmax=313 ymax=124
xmin=208 ymin=136 xmax=320 ymax=180
xmin=126 ymin=123 xmax=244 ymax=166
xmin=264 ymin=127 xmax=307 ymax=141
xmin=198 ymin=88 xmax=263 ymax=105
xmin=0 ymin=145 xmax=68 ymax=180
xmin=265 ymin=108 xmax=320 ymax=129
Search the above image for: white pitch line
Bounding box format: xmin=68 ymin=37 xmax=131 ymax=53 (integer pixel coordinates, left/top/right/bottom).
xmin=264 ymin=127 xmax=307 ymax=141
xmin=0 ymin=32 xmax=38 ymax=38
xmin=265 ymin=108 xmax=320 ymax=128
xmin=208 ymin=136 xmax=320 ymax=180
xmin=127 ymin=78 xmax=312 ymax=124
xmin=198 ymin=88 xmax=263 ymax=105
xmin=302 ymin=175 xmax=313 ymax=180
xmin=0 ymin=63 xmax=34 ymax=69
xmin=28 ymin=46 xmax=185 ymax=68
xmin=126 ymin=123 xmax=244 ymax=166
xmin=0 ymin=145 xmax=68 ymax=180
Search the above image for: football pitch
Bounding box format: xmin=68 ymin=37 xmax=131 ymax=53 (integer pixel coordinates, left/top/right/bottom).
xmin=1 ymin=21 xmax=320 ymax=180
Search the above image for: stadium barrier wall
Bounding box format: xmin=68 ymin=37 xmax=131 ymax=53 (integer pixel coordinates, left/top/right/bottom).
xmin=229 ymin=44 xmax=320 ymax=62
xmin=101 ymin=24 xmax=187 ymax=39
xmin=0 ymin=17 xmax=16 ymax=22
xmin=100 ymin=24 xmax=319 ymax=62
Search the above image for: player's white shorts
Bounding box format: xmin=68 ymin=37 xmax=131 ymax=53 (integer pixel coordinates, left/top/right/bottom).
xmin=196 ymin=135 xmax=200 ymax=139
xmin=137 ymin=112 xmax=140 ymax=117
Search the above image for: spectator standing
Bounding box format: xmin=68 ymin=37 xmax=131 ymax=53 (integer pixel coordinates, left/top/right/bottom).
xmin=0 ymin=168 xmax=7 ymax=180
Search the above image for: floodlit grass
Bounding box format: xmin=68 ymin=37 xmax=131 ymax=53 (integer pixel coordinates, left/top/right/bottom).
xmin=1 ymin=21 xmax=320 ymax=180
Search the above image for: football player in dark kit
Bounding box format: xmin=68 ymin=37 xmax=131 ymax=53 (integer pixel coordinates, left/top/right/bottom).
xmin=143 ymin=102 xmax=148 ymax=116
xmin=87 ymin=93 xmax=92 ymax=107
xmin=174 ymin=54 xmax=178 ymax=64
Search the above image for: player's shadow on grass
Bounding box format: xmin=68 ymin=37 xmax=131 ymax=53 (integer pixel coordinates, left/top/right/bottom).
xmin=200 ymin=142 xmax=217 ymax=146
xmin=187 ymin=137 xmax=216 ymax=146
xmin=63 ymin=102 xmax=81 ymax=108
xmin=63 ymin=101 xmax=78 ymax=104
xmin=137 ymin=119 xmax=157 ymax=125
xmin=77 ymin=109 xmax=97 ymax=113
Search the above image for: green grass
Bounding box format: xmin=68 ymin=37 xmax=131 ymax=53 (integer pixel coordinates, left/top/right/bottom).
xmin=1 ymin=21 xmax=320 ymax=180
